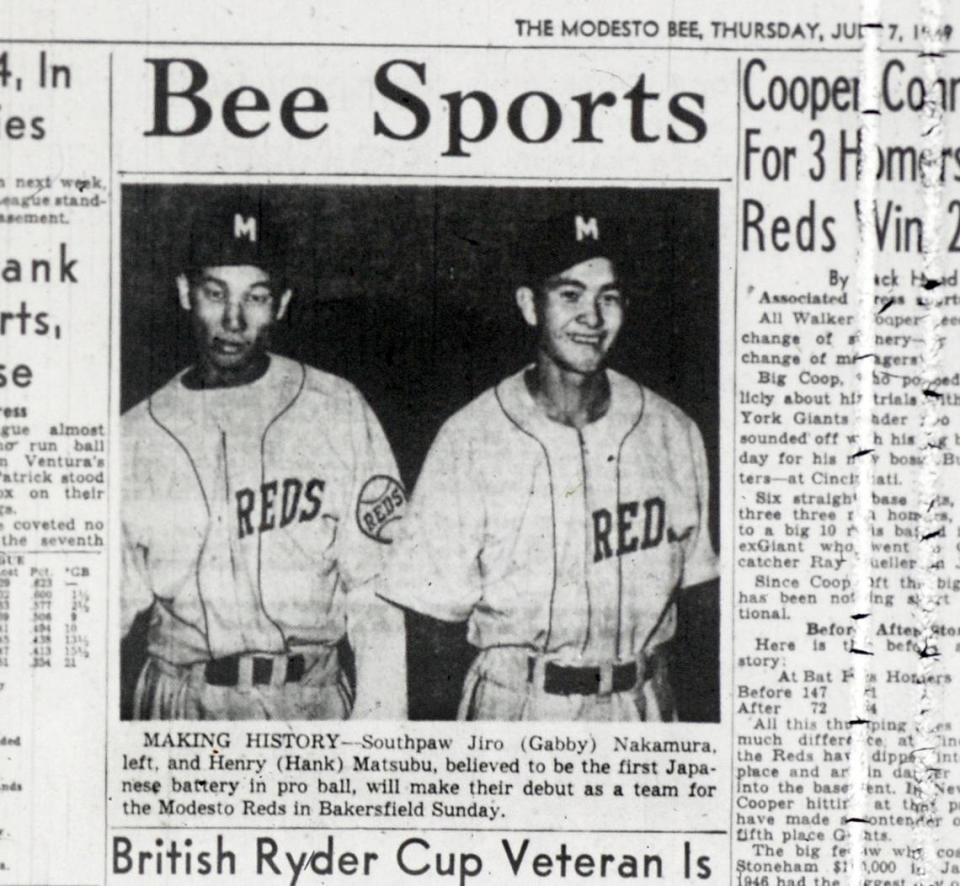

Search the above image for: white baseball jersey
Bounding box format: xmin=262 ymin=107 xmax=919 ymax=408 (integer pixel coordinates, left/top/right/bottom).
xmin=385 ymin=366 xmax=718 ymax=664
xmin=122 ymin=354 xmax=406 ymax=681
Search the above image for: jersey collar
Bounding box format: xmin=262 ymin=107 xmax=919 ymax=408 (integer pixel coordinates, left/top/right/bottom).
xmin=149 ymin=353 xmax=305 ymax=439
xmin=495 ymin=365 xmax=645 ymax=444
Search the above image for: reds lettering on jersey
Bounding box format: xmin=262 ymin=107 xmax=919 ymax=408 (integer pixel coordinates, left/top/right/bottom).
xmin=235 ymin=477 xmax=325 ymax=538
xmin=592 ymin=496 xmax=666 ymax=562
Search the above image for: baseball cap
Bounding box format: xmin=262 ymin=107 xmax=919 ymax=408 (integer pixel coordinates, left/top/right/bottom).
xmin=515 ymin=209 xmax=626 ymax=288
xmin=183 ymin=199 xmax=287 ymax=281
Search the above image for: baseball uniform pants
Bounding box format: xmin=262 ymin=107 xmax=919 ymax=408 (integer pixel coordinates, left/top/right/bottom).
xmin=456 ymin=647 xmax=675 ymax=722
xmin=133 ymin=646 xmax=353 ymax=720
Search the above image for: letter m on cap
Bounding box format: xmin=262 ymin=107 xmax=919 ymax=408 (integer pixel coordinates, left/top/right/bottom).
xmin=575 ymin=215 xmax=598 ymax=242
xmin=234 ymin=214 xmax=258 ymax=242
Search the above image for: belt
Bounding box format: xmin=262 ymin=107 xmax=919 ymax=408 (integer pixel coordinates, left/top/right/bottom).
xmin=528 ymin=657 xmax=638 ymax=697
xmin=205 ymin=653 xmax=305 ymax=688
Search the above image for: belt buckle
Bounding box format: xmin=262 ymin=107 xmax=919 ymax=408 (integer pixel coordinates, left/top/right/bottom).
xmin=598 ymin=663 xmax=614 ymax=697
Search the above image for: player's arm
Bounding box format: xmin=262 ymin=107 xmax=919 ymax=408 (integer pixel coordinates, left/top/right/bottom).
xmin=120 ymin=433 xmax=156 ymax=637
xmin=665 ymin=420 xmax=720 ymax=722
xmin=680 ymin=420 xmax=720 ymax=589
xmin=381 ymin=419 xmax=485 ymax=623
xmin=340 ymin=392 xmax=409 ymax=720
xmin=347 ymin=580 xmax=408 ymax=720
xmin=121 ymin=519 xmax=158 ymax=638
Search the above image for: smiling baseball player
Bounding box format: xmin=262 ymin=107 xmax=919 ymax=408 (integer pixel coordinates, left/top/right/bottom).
xmin=385 ymin=209 xmax=718 ymax=721
xmin=121 ymin=200 xmax=407 ymax=720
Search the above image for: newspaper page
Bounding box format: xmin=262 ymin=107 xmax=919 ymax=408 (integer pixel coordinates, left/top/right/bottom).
xmin=0 ymin=1 xmax=957 ymax=884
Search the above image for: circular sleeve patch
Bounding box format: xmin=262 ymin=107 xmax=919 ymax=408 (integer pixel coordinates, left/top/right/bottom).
xmin=356 ymin=474 xmax=406 ymax=544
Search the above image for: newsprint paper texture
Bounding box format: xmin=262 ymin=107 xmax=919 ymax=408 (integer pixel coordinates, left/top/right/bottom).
xmin=0 ymin=0 xmax=958 ymax=883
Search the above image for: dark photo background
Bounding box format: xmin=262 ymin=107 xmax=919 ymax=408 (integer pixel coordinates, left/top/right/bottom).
xmin=121 ymin=183 xmax=720 ymax=721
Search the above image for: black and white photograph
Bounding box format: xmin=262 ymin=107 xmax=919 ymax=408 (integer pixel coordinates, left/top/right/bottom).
xmin=120 ymin=183 xmax=720 ymax=723
xmin=9 ymin=6 xmax=956 ymax=882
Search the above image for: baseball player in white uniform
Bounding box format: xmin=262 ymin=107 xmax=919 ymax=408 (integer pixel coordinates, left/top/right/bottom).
xmin=121 ymin=201 xmax=407 ymax=720
xmin=385 ymin=209 xmax=718 ymax=721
